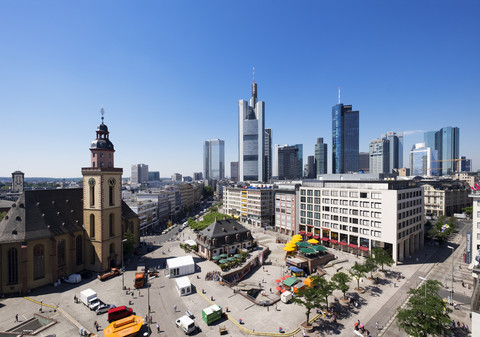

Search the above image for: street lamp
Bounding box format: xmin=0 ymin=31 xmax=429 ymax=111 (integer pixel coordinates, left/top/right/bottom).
xmin=121 ymin=239 xmax=127 ymax=290
xmin=447 ymin=245 xmax=454 ymax=304
xmin=418 ymin=276 xmax=427 ymax=305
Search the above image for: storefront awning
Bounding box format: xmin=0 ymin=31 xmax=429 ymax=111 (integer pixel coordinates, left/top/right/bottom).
xmin=348 ymin=244 xmax=358 ymax=249
xmin=313 ymin=235 xmax=320 ymax=239
xmin=299 ymin=230 xmax=305 ymax=235
xmin=359 ymin=246 xmax=369 ymax=251
xmin=338 ymin=241 xmax=348 ymax=246
xmin=329 ymin=239 xmax=338 ymax=244
xmin=321 ymin=237 xmax=329 ymax=242
xmin=306 ymin=232 xmax=313 ymax=237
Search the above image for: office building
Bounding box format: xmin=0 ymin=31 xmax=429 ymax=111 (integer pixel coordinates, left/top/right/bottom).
xmin=203 ymin=139 xmax=225 ymax=180
xmin=131 ymin=164 xmax=149 ymax=187
xmin=277 ymin=144 xmax=303 ymax=180
xmin=230 ymin=162 xmax=239 ymax=182
xmin=358 ymin=152 xmax=369 ymax=173
xmin=307 ymin=156 xmax=316 ymax=179
xmin=265 ymin=129 xmax=272 ymax=182
xmin=148 ymin=171 xmax=160 ymax=181
xmin=193 ymin=172 xmax=203 ymax=181
xmin=315 ymin=138 xmax=328 ymax=175
xmin=369 ymin=138 xmax=390 ymax=174
xmin=424 ymin=127 xmax=460 ymax=175
xmin=171 ymin=173 xmax=182 ymax=182
xmin=461 ymin=156 xmax=471 ymax=172
xmin=410 ymin=143 xmax=438 ymax=176
xmin=298 ymin=179 xmax=424 ymax=262
xmin=238 ymin=71 xmax=265 ymax=182
xmin=381 ymin=131 xmax=403 ymax=172
xmin=274 ymin=185 xmax=298 ymax=235
xmin=471 ymin=191 xmax=480 ymax=336
xmin=420 ymin=180 xmax=471 ymax=218
xmin=332 ymin=93 xmax=359 ymax=173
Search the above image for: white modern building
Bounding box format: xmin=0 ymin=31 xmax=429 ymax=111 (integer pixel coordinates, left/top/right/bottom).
xmin=470 ymin=191 xmax=480 ymax=335
xmin=298 ymin=180 xmax=424 ymax=262
xmin=369 ymin=138 xmax=390 ymax=174
xmin=275 ymin=185 xmax=298 ymax=235
xmin=203 ymin=139 xmax=225 ymax=181
xmin=238 ymin=72 xmax=265 ymax=182
xmin=410 ymin=142 xmax=438 ymax=176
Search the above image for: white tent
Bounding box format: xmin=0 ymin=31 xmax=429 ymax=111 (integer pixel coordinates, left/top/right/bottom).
xmin=166 ymin=255 xmax=195 ymax=278
xmin=175 ymin=276 xmax=192 ymax=296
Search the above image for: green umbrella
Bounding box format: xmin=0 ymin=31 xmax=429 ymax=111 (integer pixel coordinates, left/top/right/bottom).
xmin=296 ymin=242 xmax=312 ymax=247
xmin=220 ymin=253 xmax=228 ymax=258
xmin=227 ymin=257 xmax=235 ymax=262
xmin=312 ymin=245 xmax=327 ymax=252
xmin=219 ymin=259 xmax=228 ymax=264
xmin=234 ymin=254 xmax=242 ymax=258
xmin=300 ymin=247 xmax=316 ymax=254
xmin=212 ymin=255 xmax=221 ymax=260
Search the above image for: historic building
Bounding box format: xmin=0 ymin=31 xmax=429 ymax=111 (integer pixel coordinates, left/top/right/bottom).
xmin=0 ymin=112 xmax=139 ymax=295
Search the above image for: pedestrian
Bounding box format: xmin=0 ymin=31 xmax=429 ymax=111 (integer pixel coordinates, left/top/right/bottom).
xmin=15 ymin=314 xmax=18 ymax=322
xmin=376 ymin=322 xmax=379 ymax=329
xmin=394 ymin=282 xmax=397 ymax=287
xmin=174 ymin=304 xmax=177 ymax=312
xmin=157 ymin=323 xmax=160 ymax=332
xmin=302 ymin=329 xmax=306 ymax=337
xmin=416 ymin=257 xmax=419 ymax=263
xmin=262 ymin=277 xmax=264 ymax=283
xmin=74 ymin=295 xmax=77 ymax=303
xmin=270 ymin=288 xmax=272 ymax=293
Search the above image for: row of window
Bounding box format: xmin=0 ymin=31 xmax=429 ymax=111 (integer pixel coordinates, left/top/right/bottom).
xmin=398 ymin=198 xmax=422 ymax=210
xmin=397 ymin=224 xmax=422 ymax=239
xmin=89 ymin=213 xmax=116 ymax=238
xmin=301 ymin=189 xmax=384 ymax=199
xmin=398 ymin=216 xmax=422 ymax=229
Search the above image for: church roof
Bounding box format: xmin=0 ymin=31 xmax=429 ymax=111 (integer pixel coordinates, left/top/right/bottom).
xmin=0 ymin=188 xmax=137 ymax=244
xmin=197 ymin=219 xmax=252 ymax=249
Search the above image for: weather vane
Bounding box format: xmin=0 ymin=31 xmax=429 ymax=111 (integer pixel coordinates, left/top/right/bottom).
xmin=100 ymin=106 xmax=105 ymax=124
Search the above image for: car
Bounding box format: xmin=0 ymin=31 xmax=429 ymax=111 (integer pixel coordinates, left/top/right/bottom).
xmin=96 ymin=304 xmax=115 ymax=315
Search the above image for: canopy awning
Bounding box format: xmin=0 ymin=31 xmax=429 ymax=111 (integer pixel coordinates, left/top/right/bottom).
xmin=359 ymin=246 xmax=369 ymax=251
xmin=298 ymin=231 xmax=306 ymax=235
xmin=329 ymin=239 xmax=338 ymax=244
xmin=296 ymin=242 xmax=311 ymax=247
xmin=321 ymin=237 xmax=329 ymax=242
xmin=289 ymin=266 xmax=303 ymax=273
xmin=300 ymin=247 xmax=316 ymax=254
xmin=338 ymin=241 xmax=348 ymax=246
xmin=313 ymin=235 xmax=320 ymax=239
xmin=348 ymin=244 xmax=358 ymax=249
xmin=312 ymin=245 xmax=327 ymax=252
xmin=283 ymin=277 xmax=300 ymax=287
xmin=306 ymin=232 xmax=313 ymax=237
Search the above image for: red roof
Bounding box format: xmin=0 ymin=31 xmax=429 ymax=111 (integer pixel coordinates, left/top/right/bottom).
xmin=329 ymin=239 xmax=338 ymax=244
xmin=313 ymin=235 xmax=320 ymax=239
xmin=338 ymin=241 xmax=348 ymax=246
xmin=359 ymin=246 xmax=369 ymax=251
xmin=299 ymin=230 xmax=305 ymax=235
xmin=348 ymin=244 xmax=358 ymax=248
xmin=321 ymin=237 xmax=329 ymax=242
xmin=306 ymin=232 xmax=313 ymax=237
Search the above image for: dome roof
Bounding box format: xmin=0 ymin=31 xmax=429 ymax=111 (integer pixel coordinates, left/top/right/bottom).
xmin=97 ymin=123 xmax=109 ymax=132
xmin=91 ymin=139 xmax=114 ymax=150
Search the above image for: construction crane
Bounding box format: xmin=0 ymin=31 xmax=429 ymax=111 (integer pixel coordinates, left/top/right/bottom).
xmin=432 ymin=158 xmax=467 ymax=173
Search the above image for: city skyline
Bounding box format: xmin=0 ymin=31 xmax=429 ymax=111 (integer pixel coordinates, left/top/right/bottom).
xmin=1 ymin=1 xmax=479 ymax=178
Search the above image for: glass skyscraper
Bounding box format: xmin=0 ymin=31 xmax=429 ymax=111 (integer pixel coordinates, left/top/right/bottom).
xmin=264 ymin=128 xmax=272 ymax=182
xmin=381 ymin=131 xmax=404 ymax=172
xmin=238 ymin=75 xmax=265 ymax=182
xmin=423 ymin=126 xmax=460 ymax=175
xmin=314 ymin=137 xmax=327 ymax=175
xmin=203 ymin=139 xmax=225 ymax=180
xmin=332 ymin=103 xmax=359 ymax=173
xmin=277 ymin=144 xmax=303 ymax=180
xmin=410 ymin=143 xmax=438 ymax=176
xmin=369 ymin=138 xmax=390 ymax=174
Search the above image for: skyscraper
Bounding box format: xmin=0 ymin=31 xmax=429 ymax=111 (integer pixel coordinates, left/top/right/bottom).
xmin=238 ymin=69 xmax=265 ymax=182
xmin=410 ymin=143 xmax=439 ymax=176
xmin=460 ymin=156 xmax=471 ymax=172
xmin=230 ymin=162 xmax=239 ymax=182
xmin=358 ymin=152 xmax=369 ymax=173
xmin=332 ymin=90 xmax=359 ymax=173
xmin=131 ymin=164 xmax=148 ymax=186
xmin=203 ymin=139 xmax=225 ymax=180
xmin=314 ymin=138 xmax=327 ymax=175
xmin=381 ymin=131 xmax=404 ymax=172
xmin=264 ymin=128 xmax=272 ymax=182
xmin=307 ymin=156 xmax=316 ymax=178
xmin=369 ymin=138 xmax=390 ymax=174
xmin=424 ymin=126 xmax=460 ymax=175
xmin=277 ymin=144 xmax=303 ymax=180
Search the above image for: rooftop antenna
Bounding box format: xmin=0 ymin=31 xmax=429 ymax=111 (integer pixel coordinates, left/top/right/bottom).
xmin=253 ymin=66 xmax=255 ymax=83
xmin=100 ymin=106 xmax=105 ymax=124
xmin=338 ymin=87 xmax=341 ymax=104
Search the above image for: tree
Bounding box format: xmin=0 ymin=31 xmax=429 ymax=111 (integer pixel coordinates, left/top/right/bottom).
xmin=291 ymin=281 xmax=323 ymax=324
xmin=331 ymin=272 xmax=351 ymax=300
xmin=122 ymin=230 xmax=135 ymax=255
xmin=462 ymin=206 xmax=473 ymax=216
xmin=371 ymin=248 xmax=394 ymax=271
xmin=314 ymin=276 xmax=335 ymax=308
xmin=0 ymin=211 xmax=6 ymax=222
xmin=349 ymin=262 xmax=367 ymax=290
xmin=203 ymin=186 xmax=214 ymax=198
xmin=363 ymin=256 xmax=378 ymax=279
xmin=397 ymin=280 xmax=452 ymax=337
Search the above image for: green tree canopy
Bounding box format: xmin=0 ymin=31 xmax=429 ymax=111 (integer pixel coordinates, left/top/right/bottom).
xmin=349 ymin=262 xmax=367 ymax=290
xmin=363 ymin=256 xmax=379 ymax=279
xmin=331 ymin=272 xmax=351 ymax=299
xmin=203 ymin=185 xmax=214 ymax=198
xmin=290 ymin=279 xmax=323 ymax=324
xmin=314 ymin=276 xmax=335 ymax=308
xmin=122 ymin=230 xmax=135 ymax=255
xmin=371 ymin=248 xmax=394 ymax=271
xmin=462 ymin=206 xmax=472 ymax=215
xmin=428 ymin=216 xmax=457 ymax=243
xmin=188 ymin=212 xmax=230 ymax=231
xmin=397 ymin=280 xmax=452 ymax=337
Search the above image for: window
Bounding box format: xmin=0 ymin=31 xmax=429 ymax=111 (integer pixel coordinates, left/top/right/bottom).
xmin=109 ymin=186 xmax=114 ymax=206
xmin=90 ymin=214 xmax=95 ymax=238
xmin=90 ymin=185 xmax=95 ymax=206
xmin=109 ymin=213 xmax=114 ymax=237
xmin=477 ymin=222 xmax=480 ymax=229
xmin=360 ymin=192 xmax=368 ymax=198
xmin=110 ymin=243 xmax=115 ymax=254
xmin=349 ymin=192 xmax=358 ymax=198
xmin=33 ymin=244 xmax=45 ymax=280
xmin=307 ymin=197 xmax=313 ymax=203
xmin=307 ymin=190 xmax=313 ymax=196
xmin=314 ymin=190 xmax=320 ymax=196
xmin=76 ymin=235 xmax=83 ymax=265
xmin=57 ymin=239 xmax=66 ymax=267
xmin=371 ymin=193 xmax=381 ymax=199
xmin=301 ymin=190 xmax=306 ymax=195
xmin=8 ymin=248 xmax=18 ymax=284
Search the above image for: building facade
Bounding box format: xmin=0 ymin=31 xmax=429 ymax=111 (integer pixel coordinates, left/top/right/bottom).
xmin=369 ymin=138 xmax=390 ymax=174
xmin=171 ymin=173 xmax=182 ymax=182
xmin=131 ymin=164 xmax=148 ymax=187
xmin=424 ymin=127 xmax=460 ymax=175
xmin=315 ymin=138 xmax=328 ymax=176
xmin=410 ymin=143 xmax=439 ymax=176
xmin=224 ymin=186 xmax=275 ymax=227
xmin=203 ymin=139 xmax=225 ymax=181
xmin=274 ymin=188 xmax=297 ymax=235
xmin=307 ymin=156 xmax=316 ymax=179
xmin=358 ymin=152 xmax=369 ymax=173
xmin=381 ymin=131 xmax=403 ymax=172
xmin=332 ymin=102 xmax=359 ymax=174
xmin=238 ymin=74 xmax=265 ymax=182
xmin=298 ymin=180 xmax=424 ymax=262
xmin=265 ymin=129 xmax=272 ymax=182
xmin=420 ymin=180 xmax=472 ymax=218
xmin=277 ymin=144 xmax=303 ymax=180
xmin=230 ymin=162 xmax=239 ymax=182
xmin=148 ymin=171 xmax=160 ymax=181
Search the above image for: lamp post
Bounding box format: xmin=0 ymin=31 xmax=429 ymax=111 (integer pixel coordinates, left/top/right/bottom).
xmin=418 ymin=276 xmax=427 ymax=305
xmin=447 ymin=245 xmax=454 ymax=304
xmin=121 ymin=238 xmax=127 ymax=290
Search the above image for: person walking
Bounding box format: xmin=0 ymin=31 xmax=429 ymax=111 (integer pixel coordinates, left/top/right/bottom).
xmin=173 ymin=304 xmax=177 ymax=312
xmin=157 ymin=323 xmax=160 ymax=332
xmin=15 ymin=314 xmax=18 ymax=322
xmin=376 ymin=322 xmax=379 ymax=330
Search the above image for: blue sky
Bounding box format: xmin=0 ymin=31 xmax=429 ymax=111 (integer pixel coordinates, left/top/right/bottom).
xmin=1 ymin=1 xmax=479 ymax=178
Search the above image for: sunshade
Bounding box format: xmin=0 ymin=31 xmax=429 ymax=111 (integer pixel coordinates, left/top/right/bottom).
xmin=300 ymin=247 xmax=316 ymax=254
xmin=296 ymin=242 xmax=311 ymax=247
xmin=283 ymin=277 xmax=299 ymax=287
xmin=280 ymin=276 xmax=286 ymax=280
xmin=219 ymin=259 xmax=228 ymax=264
xmin=283 ymin=247 xmax=295 ymax=252
xmin=227 ymin=257 xmax=235 ymax=262
xmin=212 ymin=255 xmax=221 ymax=260
xmin=234 ymin=254 xmax=242 ymax=258
xmin=292 ymin=234 xmax=302 ymax=239
xmin=307 ymin=239 xmax=319 ymax=244
xmin=284 ymin=275 xmax=291 ymax=278
xmin=220 ymin=253 xmax=227 ymax=258
xmin=281 ymin=289 xmax=286 ymax=293
xmin=276 ymin=286 xmax=282 ymax=291
xmin=275 ymin=279 xmax=282 ymax=283
xmin=312 ymin=245 xmax=327 ymax=252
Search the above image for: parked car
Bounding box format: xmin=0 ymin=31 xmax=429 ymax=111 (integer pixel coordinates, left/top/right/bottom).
xmin=97 ymin=304 xmax=115 ymax=315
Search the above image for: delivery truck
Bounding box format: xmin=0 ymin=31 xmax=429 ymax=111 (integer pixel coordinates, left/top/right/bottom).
xmin=80 ymin=288 xmax=101 ymax=311
xmin=202 ymin=304 xmax=222 ymax=325
xmin=134 ymin=266 xmax=146 ymax=288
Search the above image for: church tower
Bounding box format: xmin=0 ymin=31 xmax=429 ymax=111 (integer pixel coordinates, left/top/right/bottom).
xmin=82 ymin=108 xmax=123 ymax=272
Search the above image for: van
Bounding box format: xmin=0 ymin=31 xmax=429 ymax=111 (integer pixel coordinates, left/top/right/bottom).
xmin=107 ymin=305 xmax=133 ymax=323
xmin=176 ymin=315 xmax=196 ymax=334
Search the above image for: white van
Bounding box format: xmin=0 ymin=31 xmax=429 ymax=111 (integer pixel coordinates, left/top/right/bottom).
xmin=175 ymin=315 xmax=196 ymax=334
